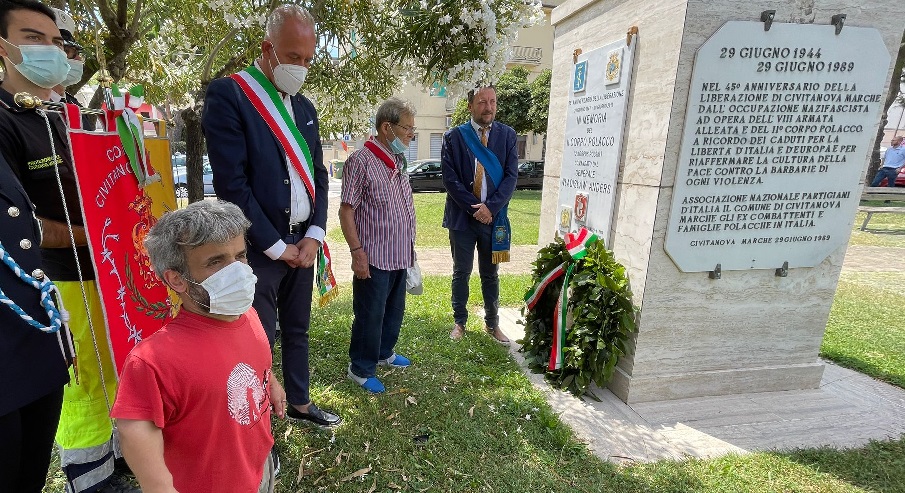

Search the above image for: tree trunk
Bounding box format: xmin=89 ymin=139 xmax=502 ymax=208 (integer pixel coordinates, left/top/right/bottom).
xmin=181 ymin=103 xmax=206 ymax=203
xmin=871 ymin=30 xmax=905 ymax=176
xmin=180 ymin=80 xmax=215 ymax=203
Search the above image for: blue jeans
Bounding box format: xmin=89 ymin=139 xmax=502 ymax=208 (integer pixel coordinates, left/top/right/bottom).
xmin=348 ymin=266 xmax=407 ymax=379
xmin=449 ymin=223 xmax=499 ymax=329
xmin=870 ymin=167 xmax=899 ymax=187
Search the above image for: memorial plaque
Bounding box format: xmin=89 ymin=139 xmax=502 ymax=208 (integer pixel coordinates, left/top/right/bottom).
xmin=665 ymin=21 xmax=891 ymax=272
xmin=557 ymin=39 xmax=636 ymax=240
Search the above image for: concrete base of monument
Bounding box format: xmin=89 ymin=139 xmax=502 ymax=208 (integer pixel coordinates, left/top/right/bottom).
xmin=607 ymin=362 xmax=826 ymax=404
xmin=498 ymin=308 xmax=905 ymax=462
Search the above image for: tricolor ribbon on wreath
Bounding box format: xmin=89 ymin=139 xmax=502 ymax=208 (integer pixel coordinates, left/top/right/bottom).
xmin=230 ymin=66 xmax=338 ymax=306
xmin=106 ymin=84 xmax=154 ymax=187
xmin=524 ymin=228 xmax=599 ymax=370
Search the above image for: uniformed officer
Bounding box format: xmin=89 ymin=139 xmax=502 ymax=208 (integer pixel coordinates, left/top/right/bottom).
xmin=49 ymin=6 xmax=94 ymax=130
xmin=0 ymin=150 xmax=72 ymax=492
xmin=0 ymin=2 xmax=136 ymax=492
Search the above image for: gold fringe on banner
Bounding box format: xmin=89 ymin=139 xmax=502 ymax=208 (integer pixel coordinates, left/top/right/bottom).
xmin=492 ymin=251 xmax=510 ymax=264
xmin=318 ymin=288 xmax=339 ymax=308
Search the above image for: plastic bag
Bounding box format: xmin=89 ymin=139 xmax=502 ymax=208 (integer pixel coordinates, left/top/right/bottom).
xmin=406 ymin=255 xmax=423 ymax=295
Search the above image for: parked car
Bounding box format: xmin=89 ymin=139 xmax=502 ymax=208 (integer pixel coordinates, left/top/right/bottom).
xmin=517 ymin=160 xmax=544 ymax=189
xmin=406 ymin=159 xmax=445 ymax=192
xmin=173 ymin=156 xmax=214 ymax=198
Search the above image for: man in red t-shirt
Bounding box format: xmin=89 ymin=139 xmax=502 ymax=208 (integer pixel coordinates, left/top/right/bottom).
xmin=111 ymin=201 xmax=287 ymax=493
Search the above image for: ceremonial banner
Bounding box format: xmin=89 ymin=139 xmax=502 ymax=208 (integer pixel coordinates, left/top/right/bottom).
xmin=66 ymin=104 xmax=173 ymax=373
xmin=144 ymin=132 xmax=178 ymax=217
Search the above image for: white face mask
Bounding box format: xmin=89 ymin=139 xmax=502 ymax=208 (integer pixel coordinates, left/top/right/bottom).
xmin=62 ymin=58 xmax=84 ymax=87
xmin=269 ymin=46 xmax=307 ymax=94
xmin=187 ymin=261 xmax=257 ymax=316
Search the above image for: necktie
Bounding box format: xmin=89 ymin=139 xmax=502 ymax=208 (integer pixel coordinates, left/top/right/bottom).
xmin=473 ymin=127 xmax=488 ymax=199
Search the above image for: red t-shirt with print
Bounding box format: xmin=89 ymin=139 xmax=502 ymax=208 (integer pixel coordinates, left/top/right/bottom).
xmin=111 ymin=309 xmax=274 ymax=493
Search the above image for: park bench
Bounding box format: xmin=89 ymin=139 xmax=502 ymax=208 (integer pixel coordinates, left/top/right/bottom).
xmin=859 ymin=186 xmax=905 ymax=231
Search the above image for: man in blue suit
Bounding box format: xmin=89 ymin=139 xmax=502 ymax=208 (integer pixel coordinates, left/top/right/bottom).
xmin=202 ymin=4 xmax=340 ymax=427
xmin=441 ymin=86 xmax=518 ymax=344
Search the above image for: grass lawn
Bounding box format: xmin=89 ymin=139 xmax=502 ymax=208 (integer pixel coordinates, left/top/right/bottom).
xmin=327 ymin=190 xmax=542 ymax=248
xmin=40 ymin=273 xmax=905 ymax=493
xmin=256 ymin=276 xmax=905 ymax=492
xmin=849 ymin=202 xmax=905 ymax=248
xmin=823 ymin=272 xmax=905 ymax=389
xmin=823 ymin=206 xmax=905 ymax=388
xmin=41 ymin=198 xmax=905 ymax=492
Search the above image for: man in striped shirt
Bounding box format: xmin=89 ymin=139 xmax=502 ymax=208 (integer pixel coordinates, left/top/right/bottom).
xmin=339 ymin=98 xmax=417 ymax=394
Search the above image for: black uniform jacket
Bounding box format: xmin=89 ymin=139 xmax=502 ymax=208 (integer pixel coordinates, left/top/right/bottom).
xmin=0 ymin=151 xmax=69 ymax=415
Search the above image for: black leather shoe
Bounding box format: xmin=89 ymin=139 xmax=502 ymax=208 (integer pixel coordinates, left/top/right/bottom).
xmin=96 ymin=471 xmax=141 ymax=492
xmin=286 ymin=402 xmax=342 ymax=427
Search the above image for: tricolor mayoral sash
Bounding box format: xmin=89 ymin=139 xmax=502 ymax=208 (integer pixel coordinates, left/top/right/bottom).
xmin=230 ymin=67 xmax=338 ymax=305
xmin=457 ymin=123 xmax=510 ymax=263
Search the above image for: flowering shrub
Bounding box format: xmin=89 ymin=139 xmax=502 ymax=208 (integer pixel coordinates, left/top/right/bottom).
xmin=124 ymin=0 xmax=543 ymax=132
xmin=385 ymin=0 xmax=545 ymax=96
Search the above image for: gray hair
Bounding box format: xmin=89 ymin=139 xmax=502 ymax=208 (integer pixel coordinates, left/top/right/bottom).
xmin=144 ymin=200 xmax=250 ymax=278
xmin=265 ymin=4 xmax=315 ymax=40
xmin=375 ymin=97 xmax=416 ymax=128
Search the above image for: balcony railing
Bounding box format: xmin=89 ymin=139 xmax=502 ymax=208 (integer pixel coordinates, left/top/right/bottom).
xmin=510 ymin=45 xmax=543 ymax=65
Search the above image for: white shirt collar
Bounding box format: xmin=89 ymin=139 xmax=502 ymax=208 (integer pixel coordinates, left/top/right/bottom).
xmin=470 ymin=118 xmax=492 ymax=135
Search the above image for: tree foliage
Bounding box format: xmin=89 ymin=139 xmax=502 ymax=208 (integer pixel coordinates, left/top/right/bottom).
xmin=382 ymin=0 xmax=544 ymax=96
xmin=55 ymin=0 xmax=544 ymax=199
xmin=495 ymin=66 xmax=532 ymax=133
xmin=451 ymin=98 xmax=469 ymax=128
xmin=529 ymin=68 xmax=551 ymax=134
xmin=450 ymin=66 xmax=551 ymax=135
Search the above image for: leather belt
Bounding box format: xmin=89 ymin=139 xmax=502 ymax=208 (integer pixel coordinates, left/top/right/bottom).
xmin=288 ymin=222 xmax=305 ymax=235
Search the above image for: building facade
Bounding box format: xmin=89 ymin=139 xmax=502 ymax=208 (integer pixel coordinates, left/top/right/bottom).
xmin=325 ymin=3 xmax=559 ymax=167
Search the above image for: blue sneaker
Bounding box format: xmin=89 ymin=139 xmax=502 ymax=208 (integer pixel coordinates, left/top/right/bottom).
xmin=347 ymin=365 xmax=385 ymax=394
xmin=378 ymin=353 xmax=412 ymax=368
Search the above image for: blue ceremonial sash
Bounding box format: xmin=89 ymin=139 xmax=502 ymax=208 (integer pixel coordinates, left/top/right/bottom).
xmin=458 ymin=123 xmax=502 ymax=186
xmin=457 ymin=123 xmax=511 ymax=263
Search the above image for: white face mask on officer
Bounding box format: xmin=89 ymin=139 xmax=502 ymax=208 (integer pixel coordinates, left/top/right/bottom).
xmin=62 ymin=58 xmax=84 ymax=87
xmin=185 ymin=261 xmax=257 ymax=316
xmin=268 ymin=43 xmax=307 ymax=94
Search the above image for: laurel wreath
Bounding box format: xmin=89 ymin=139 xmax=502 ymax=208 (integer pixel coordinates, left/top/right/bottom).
xmin=520 ymin=237 xmax=638 ymax=397
xmin=125 ymin=258 xmax=170 ymax=320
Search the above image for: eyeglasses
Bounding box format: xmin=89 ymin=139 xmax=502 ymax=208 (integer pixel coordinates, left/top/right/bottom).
xmin=64 ymin=46 xmax=83 ymax=60
xmin=393 ymin=123 xmax=417 ymax=134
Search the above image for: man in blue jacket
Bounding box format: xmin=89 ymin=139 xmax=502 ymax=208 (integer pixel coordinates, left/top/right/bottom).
xmin=441 ymin=86 xmax=518 ymax=344
xmin=202 ymin=3 xmax=340 ymax=427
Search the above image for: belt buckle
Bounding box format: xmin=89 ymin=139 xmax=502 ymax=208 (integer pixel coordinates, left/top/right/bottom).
xmin=289 ymin=222 xmax=302 ymax=234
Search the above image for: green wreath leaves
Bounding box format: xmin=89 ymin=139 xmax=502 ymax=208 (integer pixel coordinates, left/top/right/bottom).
xmin=520 ymin=237 xmax=638 ymax=397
